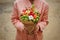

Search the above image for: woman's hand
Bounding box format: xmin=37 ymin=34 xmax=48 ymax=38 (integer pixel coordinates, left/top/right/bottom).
xmin=34 ymin=24 xmax=39 ymax=32
xmin=14 ymin=21 xmax=25 ymax=31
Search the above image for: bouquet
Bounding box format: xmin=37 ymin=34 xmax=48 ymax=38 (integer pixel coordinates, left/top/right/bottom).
xmin=19 ymin=4 xmax=40 ymax=35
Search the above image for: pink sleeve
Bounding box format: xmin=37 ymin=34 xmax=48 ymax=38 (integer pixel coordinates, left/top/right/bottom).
xmin=11 ymin=1 xmax=24 ymax=31
xmin=37 ymin=4 xmax=49 ymax=31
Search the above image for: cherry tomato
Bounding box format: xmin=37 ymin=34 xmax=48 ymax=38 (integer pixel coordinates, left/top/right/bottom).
xmin=33 ymin=14 xmax=37 ymax=19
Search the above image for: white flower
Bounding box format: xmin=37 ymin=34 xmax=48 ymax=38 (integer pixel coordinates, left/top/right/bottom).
xmin=29 ymin=15 xmax=34 ymax=20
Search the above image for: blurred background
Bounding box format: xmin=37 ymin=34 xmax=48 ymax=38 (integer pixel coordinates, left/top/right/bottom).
xmin=0 ymin=0 xmax=60 ymax=40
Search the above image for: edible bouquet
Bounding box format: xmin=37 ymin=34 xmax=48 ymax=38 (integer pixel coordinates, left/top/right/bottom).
xmin=19 ymin=4 xmax=40 ymax=34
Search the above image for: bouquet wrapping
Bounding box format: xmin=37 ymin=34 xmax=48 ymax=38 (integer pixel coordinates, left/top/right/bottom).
xmin=19 ymin=4 xmax=40 ymax=34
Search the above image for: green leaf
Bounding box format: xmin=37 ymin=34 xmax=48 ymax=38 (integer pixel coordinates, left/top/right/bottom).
xmin=24 ymin=18 xmax=29 ymax=21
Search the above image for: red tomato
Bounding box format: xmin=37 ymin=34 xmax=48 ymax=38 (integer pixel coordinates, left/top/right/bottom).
xmin=34 ymin=14 xmax=37 ymax=19
xmin=29 ymin=11 xmax=34 ymax=16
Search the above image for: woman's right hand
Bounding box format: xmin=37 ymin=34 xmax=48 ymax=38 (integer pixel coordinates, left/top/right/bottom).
xmin=14 ymin=20 xmax=25 ymax=31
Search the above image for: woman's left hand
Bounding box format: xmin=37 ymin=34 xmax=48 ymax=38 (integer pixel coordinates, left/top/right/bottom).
xmin=34 ymin=24 xmax=39 ymax=32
